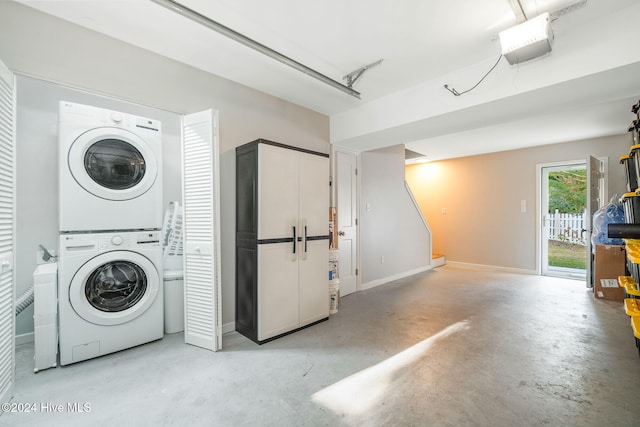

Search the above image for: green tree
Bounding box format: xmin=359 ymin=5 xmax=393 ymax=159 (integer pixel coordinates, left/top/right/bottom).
xmin=548 ymin=169 xmax=586 ymax=214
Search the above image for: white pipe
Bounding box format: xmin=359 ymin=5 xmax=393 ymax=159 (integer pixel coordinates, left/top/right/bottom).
xmin=16 ymin=285 xmax=34 ymax=316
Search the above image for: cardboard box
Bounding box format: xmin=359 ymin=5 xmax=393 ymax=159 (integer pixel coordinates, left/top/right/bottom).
xmin=594 ymin=244 xmax=626 ymax=302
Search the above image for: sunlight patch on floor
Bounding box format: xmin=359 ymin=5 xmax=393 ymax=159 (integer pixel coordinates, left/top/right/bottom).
xmin=311 ymin=320 xmax=469 ymax=416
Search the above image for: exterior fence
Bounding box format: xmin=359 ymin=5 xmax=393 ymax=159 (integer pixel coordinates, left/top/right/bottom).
xmin=547 ymin=209 xmax=587 ymax=245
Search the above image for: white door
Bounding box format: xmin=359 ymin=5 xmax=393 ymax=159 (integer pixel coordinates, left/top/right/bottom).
xmin=537 ymin=158 xmax=605 ymax=282
xmin=182 ymin=109 xmax=222 ymax=351
xmin=0 ymin=59 xmax=16 ymax=405
xmin=586 ymin=156 xmax=605 ymax=288
xmin=335 ymin=150 xmax=358 ymax=296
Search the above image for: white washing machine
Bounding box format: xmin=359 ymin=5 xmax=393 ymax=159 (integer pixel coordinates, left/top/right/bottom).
xmin=58 ymin=101 xmax=163 ymax=232
xmin=58 ymin=231 xmax=163 ymax=366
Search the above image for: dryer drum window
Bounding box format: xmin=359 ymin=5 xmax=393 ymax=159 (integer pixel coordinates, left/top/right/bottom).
xmin=85 ymin=261 xmax=148 ymax=312
xmin=84 ymin=139 xmax=146 ymax=190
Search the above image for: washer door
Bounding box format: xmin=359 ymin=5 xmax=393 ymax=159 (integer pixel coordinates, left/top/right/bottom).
xmin=68 ymin=127 xmax=158 ymax=201
xmin=69 ymin=251 xmax=160 ymax=326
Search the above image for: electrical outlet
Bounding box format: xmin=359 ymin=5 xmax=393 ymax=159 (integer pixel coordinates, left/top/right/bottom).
xmin=36 ymin=249 xmax=57 ymax=265
xmin=380 ymin=255 xmax=384 ymax=264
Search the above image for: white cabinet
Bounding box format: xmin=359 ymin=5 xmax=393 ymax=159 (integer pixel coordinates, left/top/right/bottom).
xmin=236 ymin=140 xmax=329 ymax=343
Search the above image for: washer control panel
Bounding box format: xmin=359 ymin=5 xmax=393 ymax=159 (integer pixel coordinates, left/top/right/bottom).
xmin=99 ymin=231 xmax=160 ymax=249
xmin=59 ymin=231 xmax=161 ymax=255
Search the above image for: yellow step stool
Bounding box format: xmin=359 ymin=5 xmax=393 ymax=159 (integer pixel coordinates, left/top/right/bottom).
xmin=625 ymin=239 xmax=640 ymax=263
xmin=631 ymin=317 xmax=640 ymax=358
xmin=625 ymin=298 xmax=640 ymax=317
xmin=631 ymin=316 xmax=640 ymax=339
xmin=619 ymin=276 xmax=640 ymax=298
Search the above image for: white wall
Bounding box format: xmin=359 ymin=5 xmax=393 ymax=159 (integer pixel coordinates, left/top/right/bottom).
xmin=360 ymin=144 xmax=432 ymax=287
xmin=1 ymin=1 xmax=329 ymax=335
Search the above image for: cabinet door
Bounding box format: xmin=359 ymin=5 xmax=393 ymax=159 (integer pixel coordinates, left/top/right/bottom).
xmin=258 ymin=144 xmax=298 ymax=240
xmin=299 ymin=239 xmax=329 ymax=327
xmin=258 ymin=242 xmax=299 ymax=341
xmin=299 ymin=153 xmax=330 ymax=237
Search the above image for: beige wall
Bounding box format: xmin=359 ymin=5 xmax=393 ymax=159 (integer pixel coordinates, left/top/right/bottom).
xmin=0 ymin=1 xmax=329 ymax=334
xmin=406 ymin=134 xmax=632 ymax=272
xmin=360 ymin=145 xmax=431 ymax=287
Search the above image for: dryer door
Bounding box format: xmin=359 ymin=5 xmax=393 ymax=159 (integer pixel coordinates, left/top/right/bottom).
xmin=68 ymin=127 xmax=158 ymax=201
xmin=69 ymin=251 xmax=160 ymax=326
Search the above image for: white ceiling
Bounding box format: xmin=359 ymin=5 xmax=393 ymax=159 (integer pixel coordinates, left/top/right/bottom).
xmin=16 ymin=0 xmax=640 ymax=160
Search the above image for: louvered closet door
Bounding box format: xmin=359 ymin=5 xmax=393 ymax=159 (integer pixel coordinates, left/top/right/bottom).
xmin=182 ymin=109 xmax=222 ymax=351
xmin=0 ymin=59 xmax=16 ymax=405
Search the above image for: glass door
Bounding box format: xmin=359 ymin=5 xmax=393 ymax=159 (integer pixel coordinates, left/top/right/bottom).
xmin=541 ymin=162 xmax=587 ymax=279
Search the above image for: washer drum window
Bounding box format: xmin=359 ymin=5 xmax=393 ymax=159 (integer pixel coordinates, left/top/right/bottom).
xmin=85 ymin=261 xmax=148 ymax=312
xmin=70 ymin=251 xmax=160 ymax=326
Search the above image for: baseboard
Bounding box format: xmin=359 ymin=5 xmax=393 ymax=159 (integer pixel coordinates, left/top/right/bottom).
xmin=446 ymin=261 xmax=537 ymax=275
xmin=360 ymin=265 xmax=433 ymax=291
xmin=222 ymin=322 xmax=235 ymax=335
xmin=16 ymin=332 xmax=34 ymax=346
xmin=432 ymin=254 xmax=446 ymax=268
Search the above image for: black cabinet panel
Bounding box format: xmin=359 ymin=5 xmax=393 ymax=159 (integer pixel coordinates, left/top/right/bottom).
xmin=236 ymin=148 xmax=257 ymax=235
xmin=235 ymin=245 xmax=256 ymax=340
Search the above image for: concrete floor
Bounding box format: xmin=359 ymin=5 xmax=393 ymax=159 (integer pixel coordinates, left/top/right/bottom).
xmin=2 ymin=265 xmax=640 ymax=426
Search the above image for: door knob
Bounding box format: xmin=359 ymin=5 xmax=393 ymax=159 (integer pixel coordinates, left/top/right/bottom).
xmin=338 ymin=231 xmax=345 ymax=236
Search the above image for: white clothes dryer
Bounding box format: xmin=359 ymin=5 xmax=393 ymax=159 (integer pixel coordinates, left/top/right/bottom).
xmin=58 ymin=101 xmax=163 ymax=232
xmin=58 ymin=231 xmax=163 ymax=366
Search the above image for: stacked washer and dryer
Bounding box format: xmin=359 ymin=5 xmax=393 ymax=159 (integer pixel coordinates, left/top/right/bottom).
xmin=57 ymin=101 xmax=164 ymax=366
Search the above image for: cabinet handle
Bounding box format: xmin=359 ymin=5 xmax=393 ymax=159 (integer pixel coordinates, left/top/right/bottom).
xmin=304 ymin=226 xmax=308 ymax=253
xmin=292 ymin=226 xmax=296 ymax=254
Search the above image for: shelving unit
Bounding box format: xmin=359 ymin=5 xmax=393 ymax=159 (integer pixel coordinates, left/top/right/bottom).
xmin=616 ymin=99 xmax=640 ymax=358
